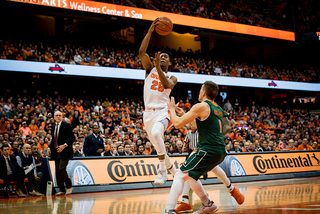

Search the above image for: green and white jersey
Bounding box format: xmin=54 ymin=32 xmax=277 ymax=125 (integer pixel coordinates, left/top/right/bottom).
xmin=195 ymin=100 xmax=227 ymax=152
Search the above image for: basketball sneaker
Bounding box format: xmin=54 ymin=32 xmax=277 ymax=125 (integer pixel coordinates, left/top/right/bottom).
xmin=175 ymin=202 xmax=193 ymax=213
xmin=230 ymin=186 xmax=245 ymax=205
xmin=161 ymin=209 xmax=176 ymax=214
xmin=154 ymin=169 xmax=168 ymax=185
xmin=193 ymin=201 xmax=219 ymax=214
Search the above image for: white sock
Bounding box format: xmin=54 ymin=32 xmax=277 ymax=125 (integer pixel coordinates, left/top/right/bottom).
xmin=159 ymin=159 xmax=165 ymax=171
xmin=228 ymin=184 xmax=234 ymax=192
xmin=186 ymin=177 xmax=210 ymax=206
xmin=211 ymin=166 xmax=232 ymax=191
xmin=166 ymin=170 xmax=186 ymax=210
xmin=182 ymin=197 xmax=189 ymax=204
xmin=165 ymin=154 xmax=176 ymax=175
xmin=182 ymin=181 xmax=190 ymax=203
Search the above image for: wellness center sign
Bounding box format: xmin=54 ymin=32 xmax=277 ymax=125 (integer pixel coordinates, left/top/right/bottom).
xmin=48 ymin=151 xmax=320 ymax=186
xmin=8 ymin=0 xmax=295 ymax=41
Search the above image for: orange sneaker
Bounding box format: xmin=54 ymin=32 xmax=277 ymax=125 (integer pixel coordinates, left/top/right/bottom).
xmin=175 ymin=202 xmax=193 ymax=213
xmin=230 ymin=186 xmax=245 ymax=205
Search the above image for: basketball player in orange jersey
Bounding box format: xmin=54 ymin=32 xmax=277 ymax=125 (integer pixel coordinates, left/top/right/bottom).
xmin=139 ymin=18 xmax=177 ymax=185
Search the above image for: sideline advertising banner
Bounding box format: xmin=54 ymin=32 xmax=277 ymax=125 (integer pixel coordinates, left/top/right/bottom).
xmin=7 ymin=0 xmax=295 ymax=41
xmin=48 ymin=151 xmax=320 ymax=187
xmin=1 ymin=60 xmax=319 ymax=91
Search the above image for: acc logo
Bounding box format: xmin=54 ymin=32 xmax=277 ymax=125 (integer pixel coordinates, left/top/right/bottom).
xmin=268 ymin=80 xmax=277 ymax=87
xmin=48 ymin=64 xmax=66 ymax=73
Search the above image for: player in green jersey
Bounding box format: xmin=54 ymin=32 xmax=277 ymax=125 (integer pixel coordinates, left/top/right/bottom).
xmin=161 ymin=81 xmax=232 ymax=214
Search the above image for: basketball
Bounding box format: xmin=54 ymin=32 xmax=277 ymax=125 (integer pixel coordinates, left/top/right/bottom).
xmin=155 ymin=17 xmax=173 ymax=36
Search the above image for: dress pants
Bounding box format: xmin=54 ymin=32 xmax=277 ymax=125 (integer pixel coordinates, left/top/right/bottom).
xmin=4 ymin=173 xmax=25 ymax=189
xmin=55 ymin=154 xmax=72 ymax=192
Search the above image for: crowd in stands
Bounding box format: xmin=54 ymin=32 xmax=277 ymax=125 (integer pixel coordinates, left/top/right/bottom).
xmin=1 ymin=39 xmax=319 ymax=83
xmin=0 ymin=93 xmax=319 ymax=195
xmin=99 ymin=0 xmax=320 ymax=33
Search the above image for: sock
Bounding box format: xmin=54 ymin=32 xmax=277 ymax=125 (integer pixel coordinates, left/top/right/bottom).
xmin=182 ymin=182 xmax=190 ymax=203
xmin=211 ymin=166 xmax=232 ymax=190
xmin=165 ymin=154 xmax=176 ymax=175
xmin=159 ymin=159 xmax=165 ymax=171
xmin=186 ymin=177 xmax=210 ymax=206
xmin=227 ymin=184 xmax=234 ymax=192
xmin=182 ymin=196 xmax=189 ymax=204
xmin=166 ymin=170 xmax=186 ymax=211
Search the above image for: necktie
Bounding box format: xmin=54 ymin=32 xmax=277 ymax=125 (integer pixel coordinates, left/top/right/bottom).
xmin=6 ymin=157 xmax=16 ymax=175
xmin=54 ymin=124 xmax=59 ymax=148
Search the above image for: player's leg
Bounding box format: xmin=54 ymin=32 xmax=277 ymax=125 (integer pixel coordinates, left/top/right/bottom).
xmin=150 ymin=120 xmax=175 ymax=185
xmin=162 ymin=169 xmax=187 ymax=213
xmin=212 ymin=166 xmax=245 ymax=205
xmin=175 ymin=180 xmax=194 ymax=213
xmin=180 ymin=150 xmax=220 ymax=214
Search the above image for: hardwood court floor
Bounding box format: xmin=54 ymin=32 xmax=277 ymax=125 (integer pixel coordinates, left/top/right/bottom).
xmin=1 ymin=177 xmax=320 ymax=214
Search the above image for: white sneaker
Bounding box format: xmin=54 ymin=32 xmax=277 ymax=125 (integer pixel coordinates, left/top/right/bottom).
xmin=154 ymin=169 xmax=168 ymax=185
xmin=161 ymin=209 xmax=176 ymax=214
xmin=17 ymin=189 xmax=26 ymax=197
xmin=193 ymin=201 xmax=219 ymax=214
xmin=65 ymin=187 xmax=74 ymax=195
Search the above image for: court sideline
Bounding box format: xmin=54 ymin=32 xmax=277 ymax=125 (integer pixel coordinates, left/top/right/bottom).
xmin=1 ymin=177 xmax=320 ymax=214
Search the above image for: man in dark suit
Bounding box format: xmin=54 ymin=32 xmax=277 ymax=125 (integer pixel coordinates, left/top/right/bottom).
xmin=83 ymin=125 xmax=105 ymax=156
xmin=0 ymin=145 xmax=26 ymax=197
xmin=49 ymin=111 xmax=75 ymax=195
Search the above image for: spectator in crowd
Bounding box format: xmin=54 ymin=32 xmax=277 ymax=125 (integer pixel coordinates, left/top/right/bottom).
xmin=37 ymin=138 xmax=48 ymax=155
xmin=297 ymin=138 xmax=313 ymax=150
xmin=117 ymin=145 xmax=125 ymax=155
xmin=136 ymin=144 xmax=145 ymax=155
xmin=19 ymin=122 xmax=32 ymax=137
xmin=0 ymin=145 xmax=26 ymax=197
xmin=16 ymin=144 xmax=42 ymax=196
xmin=224 ymin=100 xmax=232 ymax=111
xmin=232 ymin=141 xmax=242 ymax=153
xmin=11 ymin=141 xmax=20 ymax=156
xmin=31 ymin=144 xmax=44 ymax=195
xmin=164 ymin=141 xmax=172 ymax=154
xmin=83 ymin=125 xmax=105 ymax=156
xmin=258 ymin=140 xmax=273 ymax=152
xmin=143 ymin=142 xmax=156 ymax=155
xmin=73 ymin=143 xmax=84 ymax=157
xmin=286 ymin=139 xmax=297 ymax=151
xmin=241 ymin=141 xmax=251 ymax=152
xmin=171 ymin=140 xmax=185 ymax=154
xmin=104 ymin=143 xmax=119 ymax=156
xmin=123 ymin=143 xmax=135 ymax=156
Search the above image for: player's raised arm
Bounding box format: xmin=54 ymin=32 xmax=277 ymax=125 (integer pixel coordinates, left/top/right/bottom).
xmin=153 ymin=52 xmax=177 ymax=89
xmin=139 ymin=18 xmax=159 ymax=75
xmin=175 ymin=103 xmax=197 ymax=129
xmin=168 ymin=97 xmax=208 ymax=129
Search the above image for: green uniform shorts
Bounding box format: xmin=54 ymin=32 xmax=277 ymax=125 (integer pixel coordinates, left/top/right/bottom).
xmin=180 ymin=147 xmax=226 ymax=180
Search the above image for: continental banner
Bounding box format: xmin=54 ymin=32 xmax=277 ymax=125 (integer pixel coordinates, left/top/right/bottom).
xmin=48 ymin=151 xmax=320 ymax=186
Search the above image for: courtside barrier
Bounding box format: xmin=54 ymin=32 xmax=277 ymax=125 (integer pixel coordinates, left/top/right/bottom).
xmin=44 ymin=150 xmax=320 ymax=193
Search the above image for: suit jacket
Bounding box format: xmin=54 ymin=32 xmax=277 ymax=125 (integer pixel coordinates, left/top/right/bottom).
xmin=50 ymin=121 xmax=75 ymax=160
xmin=0 ymin=155 xmax=24 ymax=180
